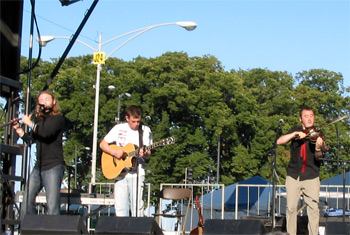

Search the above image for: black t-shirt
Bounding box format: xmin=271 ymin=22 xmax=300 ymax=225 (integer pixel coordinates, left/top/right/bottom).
xmin=286 ymin=126 xmax=321 ymax=180
xmin=23 ymin=114 xmax=66 ymax=170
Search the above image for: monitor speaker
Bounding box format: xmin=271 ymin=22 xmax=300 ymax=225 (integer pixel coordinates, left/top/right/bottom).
xmin=21 ymin=214 xmax=88 ymax=234
xmin=203 ymin=219 xmax=267 ymax=235
xmin=326 ymin=221 xmax=350 ymax=234
xmin=95 ymin=216 xmax=163 ymax=234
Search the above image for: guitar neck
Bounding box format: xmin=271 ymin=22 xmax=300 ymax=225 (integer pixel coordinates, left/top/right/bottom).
xmin=144 ymin=141 xmax=164 ymax=151
xmin=127 ymin=140 xmax=164 ymax=156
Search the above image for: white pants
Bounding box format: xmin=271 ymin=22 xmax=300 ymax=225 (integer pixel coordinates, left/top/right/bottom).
xmin=114 ymin=172 xmax=145 ymax=217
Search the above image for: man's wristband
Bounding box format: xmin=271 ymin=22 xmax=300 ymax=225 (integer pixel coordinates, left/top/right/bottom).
xmin=29 ymin=122 xmax=35 ymax=130
xmin=315 ymin=148 xmax=322 ymax=152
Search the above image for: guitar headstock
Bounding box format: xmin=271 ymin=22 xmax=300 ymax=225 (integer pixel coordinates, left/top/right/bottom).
xmin=159 ymin=136 xmax=175 ymax=146
xmin=194 ymin=196 xmax=201 ymax=210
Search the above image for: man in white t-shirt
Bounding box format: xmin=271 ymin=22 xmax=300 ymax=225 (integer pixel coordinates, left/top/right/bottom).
xmin=100 ymin=105 xmax=152 ymax=217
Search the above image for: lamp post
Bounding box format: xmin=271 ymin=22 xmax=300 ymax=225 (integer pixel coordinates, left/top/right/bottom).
xmin=117 ymin=93 xmax=131 ymax=123
xmin=74 ymin=145 xmax=90 ymax=188
xmin=38 ymin=21 xmax=197 ymax=186
xmin=107 ymin=86 xmax=131 ymax=123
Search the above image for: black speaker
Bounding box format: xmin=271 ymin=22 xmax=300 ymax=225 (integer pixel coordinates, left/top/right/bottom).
xmin=203 ymin=219 xmax=267 ymax=235
xmin=326 ymin=221 xmax=350 ymax=234
xmin=95 ymin=216 xmax=163 ymax=234
xmin=21 ymin=214 xmax=88 ymax=234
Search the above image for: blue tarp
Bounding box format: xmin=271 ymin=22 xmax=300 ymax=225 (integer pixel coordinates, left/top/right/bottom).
xmin=201 ymin=176 xmax=275 ymax=211
xmin=321 ymin=171 xmax=350 ymax=187
xmin=319 ymin=171 xmax=350 ymax=211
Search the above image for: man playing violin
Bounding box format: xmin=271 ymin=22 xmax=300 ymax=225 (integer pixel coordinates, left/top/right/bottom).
xmin=277 ymin=106 xmax=325 ymax=235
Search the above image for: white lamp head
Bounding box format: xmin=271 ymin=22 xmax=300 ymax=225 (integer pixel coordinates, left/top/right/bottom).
xmin=37 ymin=36 xmax=55 ymax=47
xmin=176 ymin=21 xmax=197 ymax=31
xmin=108 ymin=85 xmax=116 ymax=91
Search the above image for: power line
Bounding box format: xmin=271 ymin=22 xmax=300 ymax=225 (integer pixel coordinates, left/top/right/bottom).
xmin=23 ymin=8 xmax=96 ymax=43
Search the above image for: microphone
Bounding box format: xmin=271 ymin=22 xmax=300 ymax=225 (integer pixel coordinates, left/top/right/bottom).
xmin=38 ymin=104 xmax=46 ymax=112
xmin=38 ymin=104 xmax=53 ymax=113
xmin=144 ymin=116 xmax=151 ymax=125
xmin=277 ymin=119 xmax=284 ymax=135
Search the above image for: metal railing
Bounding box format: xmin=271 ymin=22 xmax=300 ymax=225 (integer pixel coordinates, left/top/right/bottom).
xmin=234 ymin=184 xmax=286 ymax=220
xmin=20 ymin=181 xmax=350 ymax=233
xmin=233 ymin=184 xmax=350 ymax=220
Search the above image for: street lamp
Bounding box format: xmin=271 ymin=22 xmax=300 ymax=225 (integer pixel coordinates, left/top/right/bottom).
xmin=74 ymin=145 xmax=90 ymax=188
xmin=117 ymin=93 xmax=131 ymax=123
xmin=107 ymin=85 xmax=116 ymax=91
xmin=107 ymin=85 xmax=131 ymax=123
xmin=38 ymin=21 xmax=197 ymax=186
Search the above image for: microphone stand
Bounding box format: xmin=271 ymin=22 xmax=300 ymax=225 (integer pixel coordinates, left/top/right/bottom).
xmin=135 ymin=123 xmax=144 ymax=217
xmin=66 ymin=166 xmax=74 ymax=215
xmin=135 ymin=118 xmax=150 ymax=217
xmin=135 ymin=152 xmax=140 ymax=217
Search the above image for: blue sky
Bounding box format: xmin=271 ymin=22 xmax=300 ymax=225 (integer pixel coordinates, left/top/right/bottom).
xmin=21 ymin=0 xmax=350 ymax=90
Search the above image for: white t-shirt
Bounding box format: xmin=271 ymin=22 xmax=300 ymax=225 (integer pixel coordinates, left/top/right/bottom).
xmin=103 ymin=122 xmax=152 ymax=172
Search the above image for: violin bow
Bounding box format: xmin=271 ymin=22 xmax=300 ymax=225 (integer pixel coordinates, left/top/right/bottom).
xmin=319 ymin=114 xmax=349 ymax=129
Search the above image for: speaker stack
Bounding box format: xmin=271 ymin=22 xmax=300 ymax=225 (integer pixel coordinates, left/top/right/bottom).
xmin=203 ymin=219 xmax=267 ymax=235
xmin=95 ymin=216 xmax=163 ymax=234
xmin=21 ymin=214 xmax=88 ymax=234
xmin=325 ymin=221 xmax=350 ymax=234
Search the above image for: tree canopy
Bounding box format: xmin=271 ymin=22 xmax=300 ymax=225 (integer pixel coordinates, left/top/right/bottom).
xmin=7 ymin=52 xmax=350 ymax=193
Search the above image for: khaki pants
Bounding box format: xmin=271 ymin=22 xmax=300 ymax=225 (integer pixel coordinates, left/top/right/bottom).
xmin=286 ymin=176 xmax=320 ymax=235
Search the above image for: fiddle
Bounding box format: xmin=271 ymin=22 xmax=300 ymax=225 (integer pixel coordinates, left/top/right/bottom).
xmin=302 ymin=127 xmax=324 ymax=144
xmin=301 ymin=114 xmax=349 ymax=150
xmin=302 ymin=127 xmax=330 ymax=151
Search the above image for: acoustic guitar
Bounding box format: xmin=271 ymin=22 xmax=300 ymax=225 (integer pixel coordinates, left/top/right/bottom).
xmin=190 ymin=196 xmax=204 ymax=235
xmin=101 ymin=137 xmax=175 ymax=179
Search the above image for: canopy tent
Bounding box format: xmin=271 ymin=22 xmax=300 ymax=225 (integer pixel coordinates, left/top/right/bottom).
xmin=199 ymin=176 xmax=286 ymax=220
xmin=320 ymin=171 xmax=350 ymax=187
xmin=319 ymin=171 xmax=350 ymax=214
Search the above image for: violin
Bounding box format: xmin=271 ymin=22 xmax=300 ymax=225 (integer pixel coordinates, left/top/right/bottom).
xmin=302 ymin=127 xmax=324 ymax=144
xmin=301 ymin=115 xmax=349 ymax=150
xmin=301 ymin=127 xmax=330 ymax=151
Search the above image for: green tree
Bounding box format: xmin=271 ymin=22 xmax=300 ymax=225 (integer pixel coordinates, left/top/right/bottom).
xmin=16 ymin=53 xmax=350 ymax=194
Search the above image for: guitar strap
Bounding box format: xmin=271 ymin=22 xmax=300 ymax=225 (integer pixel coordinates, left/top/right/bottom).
xmin=138 ymin=123 xmax=143 ymax=150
